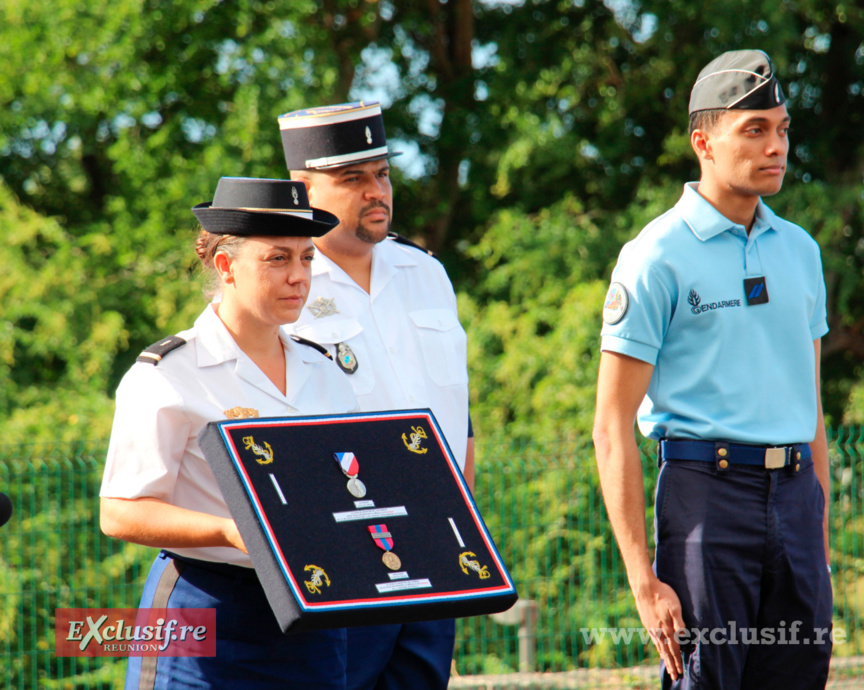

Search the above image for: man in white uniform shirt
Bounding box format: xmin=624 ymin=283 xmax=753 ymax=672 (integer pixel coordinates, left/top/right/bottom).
xmin=279 ymin=101 xmax=474 ymax=690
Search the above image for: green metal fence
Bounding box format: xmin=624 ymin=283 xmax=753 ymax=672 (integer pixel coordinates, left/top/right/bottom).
xmin=1 ymin=429 xmax=863 ymax=688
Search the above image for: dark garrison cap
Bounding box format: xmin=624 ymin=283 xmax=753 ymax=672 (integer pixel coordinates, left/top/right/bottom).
xmin=193 ymin=177 xmax=339 ymax=237
xmin=689 ymin=50 xmax=786 ymax=115
xmin=278 ymin=101 xmax=401 ymax=171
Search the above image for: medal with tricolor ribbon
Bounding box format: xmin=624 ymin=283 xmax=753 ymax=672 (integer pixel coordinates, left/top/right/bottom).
xmin=334 ymin=452 xmax=366 ymax=498
xmin=368 ymin=524 xmax=402 ymax=570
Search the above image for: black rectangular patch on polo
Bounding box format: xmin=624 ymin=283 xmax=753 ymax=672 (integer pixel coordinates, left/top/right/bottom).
xmin=744 ymin=277 xmax=769 ymax=306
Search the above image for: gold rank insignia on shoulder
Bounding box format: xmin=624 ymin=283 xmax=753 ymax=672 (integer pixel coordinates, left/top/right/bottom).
xmin=402 ymin=425 xmax=428 ymax=454
xmin=459 ymin=551 xmax=490 ymax=579
xmin=307 ymin=297 xmax=339 ymax=319
xmin=303 ymin=564 xmax=331 ymax=594
xmin=224 ymin=407 xmax=259 ymax=419
xmin=243 ymin=436 xmax=273 ymax=464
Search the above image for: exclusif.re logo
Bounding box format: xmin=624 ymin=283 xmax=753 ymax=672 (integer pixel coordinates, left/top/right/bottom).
xmin=55 ymin=608 xmax=216 ymax=657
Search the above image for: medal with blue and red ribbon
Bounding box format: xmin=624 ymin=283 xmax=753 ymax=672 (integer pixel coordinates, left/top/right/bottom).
xmin=368 ymin=523 xmax=402 ymax=570
xmin=334 ymin=452 xmax=366 ymax=498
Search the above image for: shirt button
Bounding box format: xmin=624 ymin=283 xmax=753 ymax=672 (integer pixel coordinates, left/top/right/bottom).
xmin=389 ymin=346 xmax=396 ymax=354
xmin=408 ymin=395 xmax=416 ymax=403
xmin=795 ymin=463 xmax=801 ymax=472
xmin=717 ymin=448 xmax=728 ymax=457
xmin=718 ymin=459 xmax=729 ymax=469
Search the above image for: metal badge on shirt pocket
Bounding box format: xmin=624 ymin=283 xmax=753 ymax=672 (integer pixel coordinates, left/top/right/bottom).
xmin=294 ymin=318 xmax=373 ymax=394
xmin=307 ymin=296 xmax=340 ymax=319
xmin=335 ymin=342 xmax=358 ymax=374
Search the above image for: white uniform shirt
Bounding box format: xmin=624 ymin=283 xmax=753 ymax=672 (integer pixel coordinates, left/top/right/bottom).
xmin=289 ymin=237 xmax=470 ymax=469
xmin=100 ymin=305 xmax=358 ymax=566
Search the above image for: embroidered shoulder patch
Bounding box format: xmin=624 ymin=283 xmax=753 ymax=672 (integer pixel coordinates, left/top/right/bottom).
xmin=136 ymin=336 xmax=187 ymax=365
xmin=602 ymin=283 xmax=629 ymax=325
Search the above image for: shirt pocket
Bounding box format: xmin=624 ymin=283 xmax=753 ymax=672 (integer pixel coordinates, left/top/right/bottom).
xmin=409 ymin=308 xmax=468 ymax=387
xmin=293 ymin=318 xmax=376 ymax=396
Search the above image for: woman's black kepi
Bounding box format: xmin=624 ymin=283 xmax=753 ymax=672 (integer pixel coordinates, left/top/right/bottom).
xmin=193 ymin=177 xmax=339 ymax=237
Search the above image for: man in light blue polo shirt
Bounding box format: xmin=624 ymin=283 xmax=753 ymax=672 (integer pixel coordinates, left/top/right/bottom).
xmin=593 ymin=50 xmax=832 ymax=689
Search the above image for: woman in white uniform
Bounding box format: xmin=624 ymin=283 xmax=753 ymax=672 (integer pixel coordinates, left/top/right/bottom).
xmin=100 ymin=177 xmax=357 ymax=688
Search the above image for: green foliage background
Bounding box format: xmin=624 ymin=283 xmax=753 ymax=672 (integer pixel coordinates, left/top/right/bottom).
xmin=3 ymin=0 xmax=863 ymax=449
xmin=2 ymin=3 xmax=864 ymax=685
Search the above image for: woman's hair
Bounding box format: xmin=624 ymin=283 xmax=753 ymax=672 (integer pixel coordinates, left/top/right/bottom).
xmin=195 ymin=228 xmax=246 ymax=300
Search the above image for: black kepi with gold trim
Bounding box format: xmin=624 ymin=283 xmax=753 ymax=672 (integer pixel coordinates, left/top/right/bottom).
xmin=689 ymin=49 xmax=786 ymax=115
xmin=278 ymin=101 xmax=402 ymax=171
xmin=193 ymin=177 xmax=339 ymax=236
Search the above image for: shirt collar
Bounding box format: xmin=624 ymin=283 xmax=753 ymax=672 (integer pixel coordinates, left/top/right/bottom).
xmin=676 ymin=182 xmax=777 ymax=242
xmin=748 ymin=199 xmax=778 ymax=241
xmin=193 ymin=304 xmax=296 ymax=366
xmin=193 ymin=305 xmax=241 ymax=367
xmin=310 ymin=238 xmax=417 ymax=290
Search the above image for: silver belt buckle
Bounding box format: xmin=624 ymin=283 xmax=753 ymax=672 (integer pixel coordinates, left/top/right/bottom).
xmin=764 ymin=447 xmax=787 ymax=469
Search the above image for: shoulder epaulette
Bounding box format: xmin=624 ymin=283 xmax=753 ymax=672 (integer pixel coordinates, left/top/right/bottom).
xmin=289 ymin=334 xmax=333 ymax=360
xmin=387 ymin=232 xmax=438 ymax=259
xmin=136 ymin=336 xmax=187 ymax=365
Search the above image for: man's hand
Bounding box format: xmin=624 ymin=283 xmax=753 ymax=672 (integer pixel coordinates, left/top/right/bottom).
xmin=634 ymin=576 xmax=686 ymax=680
xmin=594 ymin=352 xmax=685 ymax=676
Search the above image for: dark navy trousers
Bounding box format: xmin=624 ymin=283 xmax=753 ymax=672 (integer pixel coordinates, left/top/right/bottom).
xmin=654 ymin=456 xmax=832 ymax=689
xmin=125 ymin=551 xmax=347 ymax=689
xmin=345 ymin=620 xmax=456 ymax=690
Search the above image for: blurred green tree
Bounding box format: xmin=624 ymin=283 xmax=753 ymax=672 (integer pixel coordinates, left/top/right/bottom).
xmin=1 ymin=0 xmax=864 ymax=438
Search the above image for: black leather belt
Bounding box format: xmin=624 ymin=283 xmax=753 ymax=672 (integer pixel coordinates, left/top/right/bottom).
xmin=660 ymin=439 xmax=811 ymax=469
xmin=162 ymin=551 xmax=259 ymax=583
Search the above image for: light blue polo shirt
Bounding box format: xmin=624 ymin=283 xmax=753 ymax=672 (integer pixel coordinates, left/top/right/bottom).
xmin=601 ymin=183 xmax=828 ymax=445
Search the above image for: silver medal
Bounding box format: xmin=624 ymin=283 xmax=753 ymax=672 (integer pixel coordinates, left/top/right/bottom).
xmin=347 ymin=476 xmax=367 ymax=498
